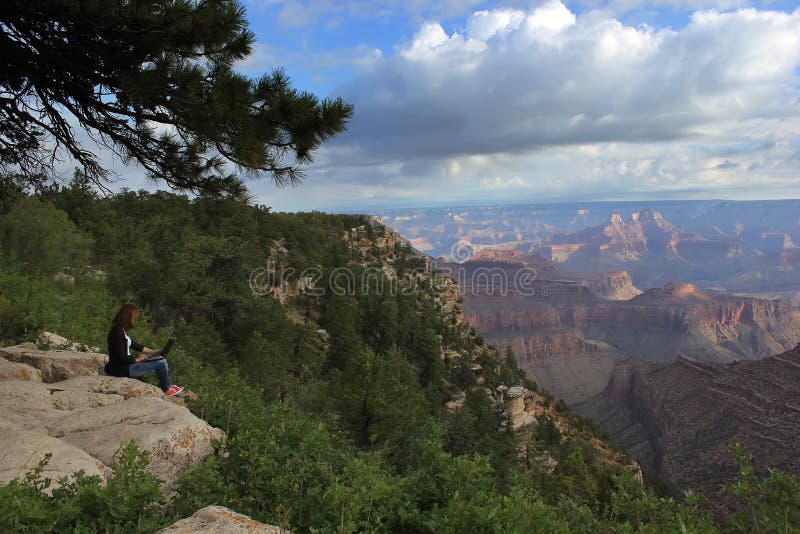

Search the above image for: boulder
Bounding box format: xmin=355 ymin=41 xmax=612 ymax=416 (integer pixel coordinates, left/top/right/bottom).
xmin=37 ymin=331 xmax=100 ymax=353
xmin=0 ymin=357 xmax=42 ymax=382
xmin=0 ymin=345 xmax=107 ymax=382
xmin=48 ymin=396 xmax=225 ymax=488
xmin=0 ymin=373 xmax=224 ymax=491
xmin=158 ymin=506 xmax=288 ymax=534
xmin=0 ymin=429 xmax=111 ymax=489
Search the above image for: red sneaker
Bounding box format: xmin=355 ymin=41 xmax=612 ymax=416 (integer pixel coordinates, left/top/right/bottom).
xmin=165 ymin=385 xmax=184 ymax=397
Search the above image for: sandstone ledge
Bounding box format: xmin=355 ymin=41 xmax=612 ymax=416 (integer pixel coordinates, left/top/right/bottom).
xmin=0 ymin=344 xmax=107 ymax=382
xmin=0 ymin=345 xmax=224 ymax=492
xmin=0 ymin=357 xmax=42 ymax=382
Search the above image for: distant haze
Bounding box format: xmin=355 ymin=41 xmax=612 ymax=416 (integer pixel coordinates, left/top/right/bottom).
xmin=377 ymin=199 xmax=800 ymax=295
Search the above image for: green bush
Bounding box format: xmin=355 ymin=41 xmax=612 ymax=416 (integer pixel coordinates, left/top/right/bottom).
xmin=0 ymin=442 xmax=167 ymax=533
xmin=0 ymin=197 xmax=92 ymax=275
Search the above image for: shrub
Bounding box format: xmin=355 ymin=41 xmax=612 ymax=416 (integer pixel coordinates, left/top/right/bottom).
xmin=0 ymin=441 xmax=167 ymax=533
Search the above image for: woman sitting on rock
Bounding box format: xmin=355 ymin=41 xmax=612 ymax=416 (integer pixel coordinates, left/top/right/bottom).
xmin=105 ymin=303 xmax=183 ymax=397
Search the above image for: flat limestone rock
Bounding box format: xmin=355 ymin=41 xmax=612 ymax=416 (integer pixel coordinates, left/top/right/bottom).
xmin=37 ymin=331 xmax=100 ymax=353
xmin=0 ymin=374 xmax=224 ymax=491
xmin=158 ymin=506 xmax=288 ymax=534
xmin=0 ymin=380 xmax=62 ymax=429
xmin=0 ymin=429 xmax=111 ymax=490
xmin=47 ymin=395 xmax=225 ymax=488
xmin=54 ymin=375 xmax=165 ymax=400
xmin=0 ymin=357 xmax=42 ymax=382
xmin=0 ymin=345 xmax=107 ymax=382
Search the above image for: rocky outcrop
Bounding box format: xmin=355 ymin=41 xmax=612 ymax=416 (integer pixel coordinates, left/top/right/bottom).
xmin=0 ymin=356 xmax=42 ymax=382
xmin=0 ymin=345 xmax=224 ymax=492
xmin=499 ymin=385 xmax=538 ymax=434
xmin=0 ymin=428 xmax=111 ymax=486
xmin=158 ymin=506 xmax=288 ymax=533
xmin=576 ymin=346 xmax=800 ymax=516
xmin=0 ymin=343 xmax=107 ymax=382
xmin=572 ymin=271 xmax=642 ymax=300
xmin=37 ymin=331 xmax=101 ymax=352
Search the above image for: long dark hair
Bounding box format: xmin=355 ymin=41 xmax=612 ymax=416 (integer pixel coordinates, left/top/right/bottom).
xmin=111 ymin=303 xmax=139 ymax=332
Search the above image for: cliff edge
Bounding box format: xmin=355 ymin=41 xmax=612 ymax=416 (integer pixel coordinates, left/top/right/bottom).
xmin=0 ymin=341 xmax=224 ymax=492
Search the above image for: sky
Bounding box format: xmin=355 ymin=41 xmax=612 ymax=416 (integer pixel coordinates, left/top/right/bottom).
xmin=105 ymin=0 xmax=800 ymax=211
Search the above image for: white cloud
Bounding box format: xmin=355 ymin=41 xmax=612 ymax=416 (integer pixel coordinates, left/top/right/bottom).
xmin=253 ymin=2 xmax=794 ymax=210
xmin=80 ymin=0 xmax=798 ymax=211
xmin=525 ymin=0 xmax=577 ymax=33
xmin=335 ymin=2 xmax=799 ymax=158
xmin=466 ymin=8 xmax=526 ymax=41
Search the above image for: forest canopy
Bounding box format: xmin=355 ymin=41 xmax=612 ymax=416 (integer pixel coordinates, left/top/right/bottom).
xmin=0 ymin=0 xmax=353 ymax=197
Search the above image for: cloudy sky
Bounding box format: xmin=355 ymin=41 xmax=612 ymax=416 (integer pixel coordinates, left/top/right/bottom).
xmin=118 ymin=1 xmax=800 ymax=210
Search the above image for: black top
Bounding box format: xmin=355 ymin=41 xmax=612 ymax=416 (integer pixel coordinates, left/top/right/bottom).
xmin=106 ymin=325 xmax=144 ymax=377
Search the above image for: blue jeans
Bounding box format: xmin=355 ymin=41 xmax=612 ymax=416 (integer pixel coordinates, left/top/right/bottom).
xmin=129 ymin=358 xmax=172 ymax=392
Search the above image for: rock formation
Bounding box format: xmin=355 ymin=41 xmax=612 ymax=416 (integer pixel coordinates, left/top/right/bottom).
xmin=158 ymin=505 xmax=288 ymax=533
xmin=464 ymin=281 xmax=800 ymax=364
xmin=379 ymin=200 xmax=800 ymax=296
xmin=499 ymin=385 xmax=538 ymax=435
xmin=574 ymin=271 xmax=641 ymax=300
xmin=0 ymin=344 xmax=224 ymax=492
xmin=0 ymin=343 xmax=108 ymax=382
xmin=576 ymin=345 xmax=800 ymax=516
xmin=460 ymin=267 xmax=800 ymax=404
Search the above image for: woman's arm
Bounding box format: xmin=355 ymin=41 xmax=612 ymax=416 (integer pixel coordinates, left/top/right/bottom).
xmin=129 ymin=339 xmax=161 ymax=362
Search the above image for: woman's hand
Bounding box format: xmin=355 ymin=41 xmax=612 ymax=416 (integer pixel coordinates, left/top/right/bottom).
xmin=135 ymin=354 xmax=147 ymax=363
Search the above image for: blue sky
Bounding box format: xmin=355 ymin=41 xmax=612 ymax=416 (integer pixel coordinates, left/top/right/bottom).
xmin=106 ymin=1 xmax=800 ymax=211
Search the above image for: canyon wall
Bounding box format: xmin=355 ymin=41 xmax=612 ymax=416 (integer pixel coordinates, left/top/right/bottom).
xmin=460 ymin=262 xmax=800 ymax=403
xmin=466 ymin=281 xmax=800 ymax=364
xmin=576 ymin=346 xmax=800 ymax=517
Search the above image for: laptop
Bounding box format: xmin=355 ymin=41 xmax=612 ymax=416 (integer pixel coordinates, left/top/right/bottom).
xmin=160 ymin=339 xmax=175 ymax=357
xmin=142 ymin=339 xmax=175 ymax=361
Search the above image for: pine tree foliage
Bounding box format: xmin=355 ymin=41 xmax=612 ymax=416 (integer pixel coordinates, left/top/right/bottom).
xmin=0 ymin=0 xmax=353 ymax=196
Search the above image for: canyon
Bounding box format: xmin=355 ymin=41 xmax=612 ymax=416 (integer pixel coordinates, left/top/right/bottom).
xmin=438 ymin=254 xmax=800 ymax=404
xmin=389 ymin=200 xmax=800 ymax=505
xmin=575 ymin=345 xmax=800 ymax=517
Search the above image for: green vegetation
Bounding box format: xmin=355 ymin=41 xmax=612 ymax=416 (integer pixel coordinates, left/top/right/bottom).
xmin=0 ymin=185 xmax=798 ymax=532
xmin=0 ymin=442 xmax=164 ymax=533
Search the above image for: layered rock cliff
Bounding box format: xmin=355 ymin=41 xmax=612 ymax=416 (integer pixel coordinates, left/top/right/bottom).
xmin=465 ymin=280 xmax=800 ymax=365
xmin=572 ymin=271 xmax=642 ymax=300
xmin=458 ymin=257 xmax=800 ymax=404
xmin=584 ymin=283 xmax=800 ymax=362
xmin=575 ymin=345 xmax=800 ymax=517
